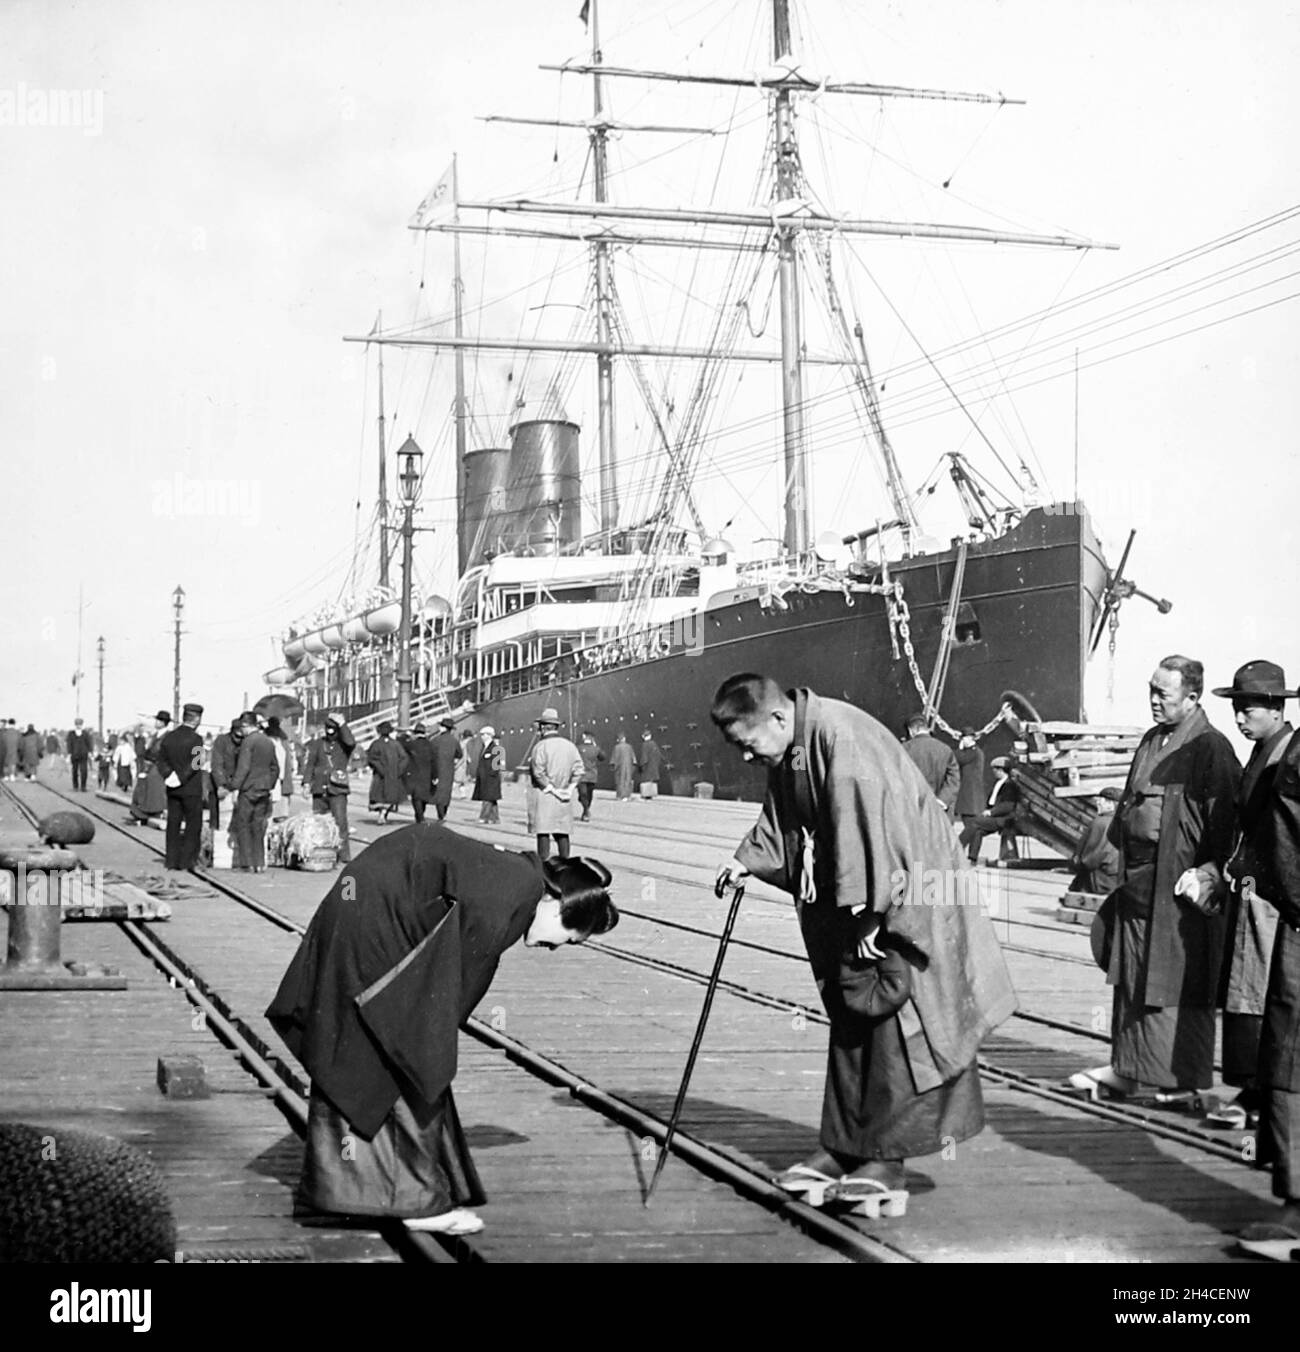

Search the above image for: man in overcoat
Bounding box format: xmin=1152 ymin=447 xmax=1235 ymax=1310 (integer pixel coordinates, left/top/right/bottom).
xmin=1207 ymin=661 xmax=1294 ymax=1126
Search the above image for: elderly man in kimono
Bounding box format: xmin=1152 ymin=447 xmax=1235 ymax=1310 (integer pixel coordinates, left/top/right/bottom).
xmin=1071 ymin=655 xmax=1240 ymax=1102
xmin=712 ymin=674 xmax=1017 ymax=1213
xmin=266 ymin=826 xmax=618 ymax=1236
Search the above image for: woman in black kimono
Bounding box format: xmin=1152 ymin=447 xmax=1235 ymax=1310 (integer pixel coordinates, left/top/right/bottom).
xmin=366 ymin=721 xmax=410 ymax=823
xmin=266 ymin=824 xmax=617 ymax=1235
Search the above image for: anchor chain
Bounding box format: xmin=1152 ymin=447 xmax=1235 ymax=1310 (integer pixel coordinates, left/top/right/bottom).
xmin=1106 ymin=605 xmax=1121 ymax=708
xmin=888 ymin=583 xmax=1006 ymax=742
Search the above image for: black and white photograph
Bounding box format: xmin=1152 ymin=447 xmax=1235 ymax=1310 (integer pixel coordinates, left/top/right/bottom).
xmin=2 ymin=0 xmax=1298 ymax=1318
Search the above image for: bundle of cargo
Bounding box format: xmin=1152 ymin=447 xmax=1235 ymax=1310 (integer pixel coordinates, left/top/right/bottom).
xmin=265 ymin=812 xmax=340 ymax=871
xmin=1006 ymin=721 xmax=1142 ymax=859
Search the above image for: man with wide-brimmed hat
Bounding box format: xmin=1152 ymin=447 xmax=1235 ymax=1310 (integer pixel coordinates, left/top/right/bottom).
xmin=429 ymin=716 xmax=462 ymax=822
xmin=1194 ymin=660 xmax=1297 ymax=1132
xmin=527 ymin=708 xmax=583 ymax=859
xmin=1200 ymin=661 xmax=1300 ymax=1257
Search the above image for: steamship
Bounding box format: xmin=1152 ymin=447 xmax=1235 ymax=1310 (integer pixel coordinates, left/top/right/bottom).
xmin=262 ymin=1 xmax=1167 ymax=800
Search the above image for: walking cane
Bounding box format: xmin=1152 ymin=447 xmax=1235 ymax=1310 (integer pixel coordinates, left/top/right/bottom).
xmin=644 ymin=879 xmax=745 ymax=1205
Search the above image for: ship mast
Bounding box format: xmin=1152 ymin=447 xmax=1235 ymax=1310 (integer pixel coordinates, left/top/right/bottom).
xmin=589 ymin=1 xmax=619 ymax=535
xmin=375 ymin=310 xmax=389 ymax=591
xmin=772 ymin=0 xmax=808 ymax=558
xmin=453 ymin=154 xmax=469 ymax=574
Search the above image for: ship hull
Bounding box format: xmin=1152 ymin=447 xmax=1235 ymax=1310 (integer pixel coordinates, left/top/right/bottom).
xmin=451 ymin=506 xmax=1109 ymax=800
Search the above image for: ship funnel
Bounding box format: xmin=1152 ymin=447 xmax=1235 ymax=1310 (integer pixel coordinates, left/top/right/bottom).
xmin=507 ymin=418 xmax=581 ymax=557
xmin=460 ymin=421 xmax=582 ymax=568
xmin=461 ymin=445 xmax=513 ymax=572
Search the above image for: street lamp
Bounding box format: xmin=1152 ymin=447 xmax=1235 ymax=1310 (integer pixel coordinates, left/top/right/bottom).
xmin=395 ymin=435 xmax=423 ymax=729
xmin=172 ymin=585 xmax=185 ymax=723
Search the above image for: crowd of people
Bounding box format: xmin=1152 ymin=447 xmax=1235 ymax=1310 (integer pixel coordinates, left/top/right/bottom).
xmin=14 ymin=653 xmax=1297 ymax=1254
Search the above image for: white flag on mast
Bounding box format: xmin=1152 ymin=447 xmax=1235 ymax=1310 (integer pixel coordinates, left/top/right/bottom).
xmin=410 ymin=163 xmax=455 ymax=228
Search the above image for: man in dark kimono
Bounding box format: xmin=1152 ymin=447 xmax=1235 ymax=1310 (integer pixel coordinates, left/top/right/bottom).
xmin=712 ymin=675 xmax=1016 ymax=1209
xmin=265 ymin=826 xmax=617 ymax=1235
xmin=1204 ymin=660 xmax=1293 ymax=1128
xmin=1073 ymin=655 xmax=1239 ymax=1100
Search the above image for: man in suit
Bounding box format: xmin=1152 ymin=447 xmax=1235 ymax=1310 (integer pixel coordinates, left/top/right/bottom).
xmin=1226 ymin=668 xmax=1300 ymax=1254
xmin=902 ymin=714 xmax=960 ymax=818
xmin=231 ymin=711 xmax=280 ymax=873
xmin=156 ymin=703 xmax=206 ymax=870
xmin=1208 ymin=661 xmax=1295 ymax=1129
xmin=958 ymin=757 xmax=1022 ymax=863
xmin=66 ymin=718 xmax=94 ymax=792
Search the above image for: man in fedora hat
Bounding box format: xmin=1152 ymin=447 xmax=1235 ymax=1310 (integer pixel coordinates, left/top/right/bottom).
xmin=1194 ymin=660 xmax=1296 ymax=1131
xmin=429 ymin=717 xmax=463 ymax=823
xmin=231 ymin=710 xmax=281 ymax=873
xmin=1070 ymin=655 xmax=1239 ymax=1103
xmin=366 ymin=721 xmax=409 ymax=826
xmin=1195 ymin=662 xmax=1300 ymax=1256
xmin=156 ymin=702 xmax=206 ymax=870
xmin=527 ymin=708 xmax=583 ymax=859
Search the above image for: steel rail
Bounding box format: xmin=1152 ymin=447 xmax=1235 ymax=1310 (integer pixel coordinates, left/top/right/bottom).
xmin=7 ymin=779 xmax=907 ymax=1263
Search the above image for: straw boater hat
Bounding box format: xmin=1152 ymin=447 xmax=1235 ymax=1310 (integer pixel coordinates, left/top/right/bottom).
xmin=536 ymin=708 xmax=561 ymax=728
xmin=479 ymin=725 xmax=495 ymax=737
xmin=1211 ymin=659 xmax=1298 ymax=701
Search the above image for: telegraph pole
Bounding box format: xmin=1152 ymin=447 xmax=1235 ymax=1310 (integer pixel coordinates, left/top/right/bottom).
xmin=172 ymin=586 xmax=185 ymax=723
xmin=96 ymin=637 xmax=105 ymax=743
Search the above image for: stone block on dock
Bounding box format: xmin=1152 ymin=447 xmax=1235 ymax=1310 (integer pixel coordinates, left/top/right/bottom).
xmin=156 ymin=1055 xmax=209 ymax=1100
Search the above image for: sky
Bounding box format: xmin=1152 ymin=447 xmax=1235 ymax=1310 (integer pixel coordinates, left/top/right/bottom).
xmin=1 ymin=0 xmax=1297 ymax=745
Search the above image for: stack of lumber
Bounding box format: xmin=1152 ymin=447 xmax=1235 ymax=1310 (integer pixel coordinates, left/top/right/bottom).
xmin=1008 ymin=720 xmax=1142 ymax=858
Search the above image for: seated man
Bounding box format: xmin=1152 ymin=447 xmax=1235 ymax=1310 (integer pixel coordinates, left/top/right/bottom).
xmin=266 ymin=825 xmax=618 ymax=1236
xmin=958 ymin=757 xmax=1021 ymax=862
xmin=1069 ymin=789 xmax=1121 ymax=895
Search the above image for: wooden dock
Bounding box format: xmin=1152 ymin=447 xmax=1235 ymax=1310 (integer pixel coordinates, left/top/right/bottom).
xmin=0 ymin=767 xmax=1283 ymax=1265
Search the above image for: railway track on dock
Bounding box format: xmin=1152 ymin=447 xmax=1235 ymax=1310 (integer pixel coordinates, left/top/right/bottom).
xmin=3 ymin=778 xmax=912 ymax=1265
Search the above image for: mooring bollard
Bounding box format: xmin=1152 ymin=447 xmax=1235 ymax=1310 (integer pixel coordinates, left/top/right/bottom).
xmin=0 ymin=845 xmax=127 ymax=990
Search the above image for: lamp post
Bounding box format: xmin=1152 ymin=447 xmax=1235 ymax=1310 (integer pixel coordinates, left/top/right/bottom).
xmin=96 ymin=637 xmax=105 ymax=744
xmin=395 ymin=435 xmax=423 ymax=730
xmin=172 ymin=585 xmax=185 ymax=723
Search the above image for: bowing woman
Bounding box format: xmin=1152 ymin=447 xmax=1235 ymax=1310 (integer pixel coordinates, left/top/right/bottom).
xmin=266 ymin=824 xmax=618 ymax=1236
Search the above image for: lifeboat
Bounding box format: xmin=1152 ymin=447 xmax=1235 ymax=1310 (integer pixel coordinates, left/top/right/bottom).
xmin=262 ymin=664 xmax=297 ymax=686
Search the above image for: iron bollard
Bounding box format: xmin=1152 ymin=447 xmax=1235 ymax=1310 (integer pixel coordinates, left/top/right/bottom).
xmin=0 ymin=846 xmax=127 ymax=990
